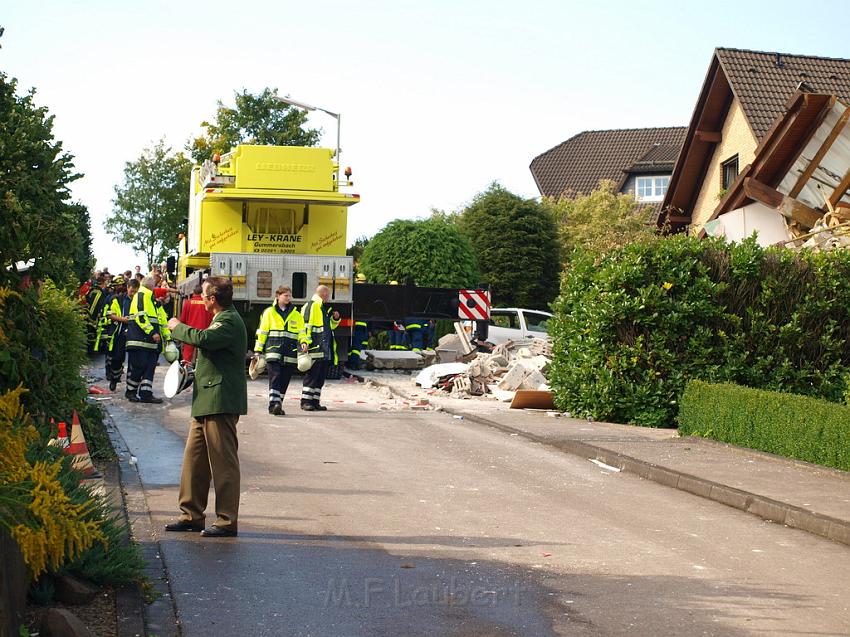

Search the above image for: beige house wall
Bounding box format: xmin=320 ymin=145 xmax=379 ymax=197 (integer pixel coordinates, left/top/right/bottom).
xmin=690 ymin=98 xmax=758 ymax=233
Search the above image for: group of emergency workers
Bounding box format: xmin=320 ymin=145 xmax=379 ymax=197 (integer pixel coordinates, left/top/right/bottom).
xmin=252 ymin=284 xmax=340 ymax=414
xmin=82 ymin=261 xmax=446 ymax=412
xmin=82 ymin=264 xmax=184 ymax=402
xmin=343 ymin=274 xmax=438 ymax=370
xmin=82 ymin=264 xmax=344 ymax=413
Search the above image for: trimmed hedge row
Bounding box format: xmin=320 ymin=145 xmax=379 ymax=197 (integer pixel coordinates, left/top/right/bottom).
xmin=549 ymin=235 xmax=850 ymax=427
xmin=678 ymin=380 xmax=850 ymax=471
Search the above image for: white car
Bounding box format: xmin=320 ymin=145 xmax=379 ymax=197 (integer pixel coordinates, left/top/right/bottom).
xmin=485 ymin=308 xmax=553 ymax=346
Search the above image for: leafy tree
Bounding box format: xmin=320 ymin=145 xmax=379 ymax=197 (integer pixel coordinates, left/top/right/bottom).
xmin=107 ymin=139 xmax=192 ymax=267
xmin=545 ymin=180 xmax=658 ymax=261
xmin=360 ymin=217 xmax=478 ymax=288
xmin=346 ymin=236 xmax=370 ymax=275
xmin=189 ymin=87 xmax=322 ymax=162
xmin=457 ymin=183 xmax=561 ymax=310
xmin=0 ymin=72 xmax=93 ymax=286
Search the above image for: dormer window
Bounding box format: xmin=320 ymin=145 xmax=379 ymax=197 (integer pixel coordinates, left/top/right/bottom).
xmin=636 ymin=176 xmax=670 ymax=202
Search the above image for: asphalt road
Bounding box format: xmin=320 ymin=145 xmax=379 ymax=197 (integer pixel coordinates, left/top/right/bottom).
xmin=109 ymin=376 xmax=850 ymax=636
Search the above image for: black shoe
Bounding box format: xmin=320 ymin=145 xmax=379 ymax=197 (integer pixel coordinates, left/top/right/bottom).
xmin=268 ymin=404 xmax=275 ymax=414
xmin=109 ymin=379 xmax=117 ymax=391
xmin=301 ymin=402 xmax=317 ymax=411
xmin=200 ymin=524 xmax=237 ymax=538
xmin=139 ymin=395 xmax=163 ymax=404
xmin=125 ymin=392 xmax=139 ymax=403
xmin=314 ymin=404 xmax=328 ymax=411
xmin=164 ymin=520 xmax=204 ymax=532
xmin=272 ymin=404 xmax=284 ymax=416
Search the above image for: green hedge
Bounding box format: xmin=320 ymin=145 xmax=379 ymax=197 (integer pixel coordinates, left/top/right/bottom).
xmin=549 ymin=235 xmax=850 ymax=427
xmin=678 ymin=380 xmax=850 ymax=471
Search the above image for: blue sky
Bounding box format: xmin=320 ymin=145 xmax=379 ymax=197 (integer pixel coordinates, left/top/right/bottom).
xmin=4 ymin=0 xmax=850 ymax=269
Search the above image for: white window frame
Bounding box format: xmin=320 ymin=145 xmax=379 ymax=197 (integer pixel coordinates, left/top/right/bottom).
xmin=635 ymin=175 xmax=670 ymax=203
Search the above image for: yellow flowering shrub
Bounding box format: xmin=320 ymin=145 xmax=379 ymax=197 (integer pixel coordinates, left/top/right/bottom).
xmin=0 ymin=387 xmax=105 ymax=578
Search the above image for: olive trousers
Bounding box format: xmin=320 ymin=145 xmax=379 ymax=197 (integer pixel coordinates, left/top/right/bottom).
xmin=177 ymin=414 xmax=240 ymax=531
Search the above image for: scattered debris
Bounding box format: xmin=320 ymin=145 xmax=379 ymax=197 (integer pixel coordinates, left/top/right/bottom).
xmin=415 ymin=363 xmax=470 ymax=389
xmin=589 ymin=458 xmax=621 ymax=472
xmin=414 ymin=338 xmax=555 ymax=407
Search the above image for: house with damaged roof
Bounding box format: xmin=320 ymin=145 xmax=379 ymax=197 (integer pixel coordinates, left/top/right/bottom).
xmin=529 ymin=127 xmax=686 ymax=210
xmin=659 ymin=47 xmax=850 ymax=237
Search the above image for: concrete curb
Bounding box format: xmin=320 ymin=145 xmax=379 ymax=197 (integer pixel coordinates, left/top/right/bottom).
xmin=371 ymin=379 xmax=850 ymax=548
xmin=105 ymin=412 xmax=182 ymax=636
xmin=101 ymin=459 xmax=145 ymax=637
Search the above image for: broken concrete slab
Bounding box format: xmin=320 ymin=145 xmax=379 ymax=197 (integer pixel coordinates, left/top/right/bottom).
xmin=519 ymin=367 xmax=548 ymax=391
xmin=363 ymin=350 xmax=426 ymax=370
xmin=497 ymin=363 xmax=530 ymax=391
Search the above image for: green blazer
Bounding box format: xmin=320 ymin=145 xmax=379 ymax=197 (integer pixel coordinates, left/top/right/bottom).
xmin=172 ymin=306 xmax=248 ymax=418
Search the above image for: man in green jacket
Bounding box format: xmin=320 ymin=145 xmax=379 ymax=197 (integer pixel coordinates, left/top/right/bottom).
xmin=164 ymin=277 xmax=248 ymax=538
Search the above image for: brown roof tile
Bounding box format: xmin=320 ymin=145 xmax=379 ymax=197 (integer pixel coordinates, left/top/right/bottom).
xmin=530 ymin=127 xmax=687 ymax=198
xmin=717 ymin=48 xmax=850 ymax=141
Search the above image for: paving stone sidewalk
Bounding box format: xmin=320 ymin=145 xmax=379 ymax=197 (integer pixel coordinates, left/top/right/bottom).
xmin=365 ymin=372 xmax=850 ymax=547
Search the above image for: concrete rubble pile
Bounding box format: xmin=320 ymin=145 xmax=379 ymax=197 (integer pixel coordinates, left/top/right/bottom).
xmin=415 ymin=338 xmax=554 ymax=401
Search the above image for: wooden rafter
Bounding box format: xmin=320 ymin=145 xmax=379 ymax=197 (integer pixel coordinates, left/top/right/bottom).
xmin=695 ymin=130 xmax=722 ymax=143
xmin=829 ymin=167 xmax=850 ymax=206
xmin=788 ymin=105 xmax=850 ymax=198
xmin=743 ymin=178 xmax=823 ymax=229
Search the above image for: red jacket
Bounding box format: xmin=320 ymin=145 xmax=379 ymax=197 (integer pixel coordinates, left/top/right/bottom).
xmin=179 ymin=295 xmax=212 ymax=329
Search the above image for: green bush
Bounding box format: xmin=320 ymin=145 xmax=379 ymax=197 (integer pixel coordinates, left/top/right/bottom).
xmin=360 ymin=216 xmax=479 ymax=288
xmin=549 ymin=235 xmax=850 ymax=427
xmin=679 ymin=380 xmax=850 ymax=471
xmin=457 ymin=183 xmax=561 ymax=309
xmin=0 ymin=283 xmax=111 ymax=460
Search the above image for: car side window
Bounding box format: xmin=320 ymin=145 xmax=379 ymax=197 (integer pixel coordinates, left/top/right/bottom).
xmin=524 ymin=312 xmax=550 ymax=333
xmin=489 ymin=312 xmax=516 ymax=329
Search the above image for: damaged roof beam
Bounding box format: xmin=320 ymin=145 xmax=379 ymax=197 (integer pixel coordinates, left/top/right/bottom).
xmin=743 ymin=177 xmax=823 ymax=228
xmin=788 ymin=105 xmax=850 ymax=198
xmin=829 ymin=167 xmax=850 ymax=207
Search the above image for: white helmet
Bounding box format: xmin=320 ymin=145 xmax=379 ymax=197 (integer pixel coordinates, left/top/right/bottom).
xmin=297 ymin=352 xmax=313 ymax=373
xmin=163 ymin=360 xmax=194 ymax=398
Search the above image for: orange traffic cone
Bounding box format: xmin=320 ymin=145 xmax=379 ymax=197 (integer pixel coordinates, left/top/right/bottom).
xmin=65 ymin=410 xmax=102 ymax=478
xmin=48 ymin=419 xmax=70 ymax=449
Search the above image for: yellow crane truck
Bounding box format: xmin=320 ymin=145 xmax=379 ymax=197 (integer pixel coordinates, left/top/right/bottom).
xmin=176 ymin=143 xmax=490 ymax=370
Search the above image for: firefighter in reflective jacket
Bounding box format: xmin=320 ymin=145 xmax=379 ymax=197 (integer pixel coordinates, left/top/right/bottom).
xmin=347 ymin=273 xmax=369 ymax=370
xmin=126 ymin=276 xmax=171 ymax=403
xmin=253 ymin=285 xmax=308 ymax=416
xmin=86 ymin=275 xmax=109 ymax=354
xmin=299 ymin=285 xmax=339 ymax=411
xmin=101 ymin=277 xmax=135 ymax=391
xmin=404 ymin=317 xmax=425 ymax=352
xmin=347 ymin=320 xmax=369 ymax=370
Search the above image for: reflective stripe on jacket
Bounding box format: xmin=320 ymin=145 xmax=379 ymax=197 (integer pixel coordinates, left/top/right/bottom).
xmin=254 ymin=303 xmax=307 ymax=364
xmin=126 ymin=287 xmax=162 ymax=350
xmin=300 ymin=294 xmax=340 ymax=363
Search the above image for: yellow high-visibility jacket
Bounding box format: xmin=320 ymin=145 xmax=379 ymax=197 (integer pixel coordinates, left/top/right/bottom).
xmin=127 ymin=286 xmax=168 ymax=350
xmin=300 ymin=294 xmax=340 ymax=363
xmin=254 ymin=303 xmax=307 ymax=364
